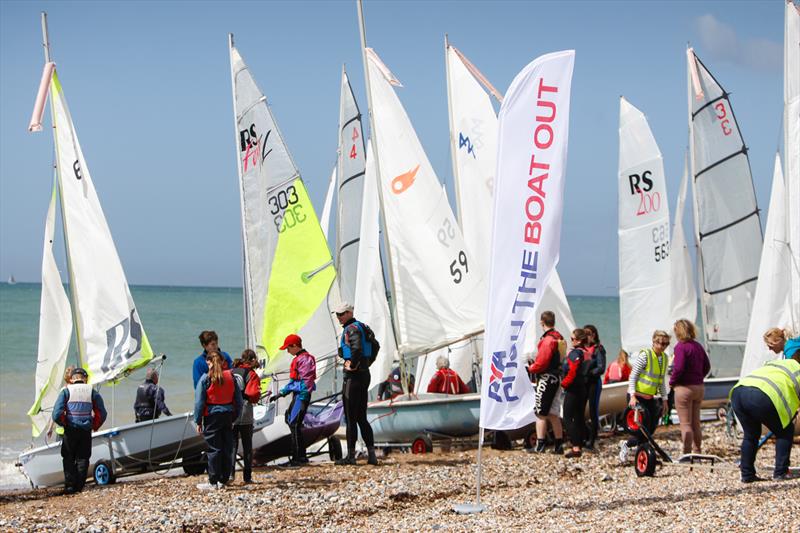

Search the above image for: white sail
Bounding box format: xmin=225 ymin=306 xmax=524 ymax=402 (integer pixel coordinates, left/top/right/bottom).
xmin=365 ymin=48 xmax=484 ymax=354
xmin=785 ymin=1 xmax=800 ymax=332
xmin=742 ymin=155 xmax=793 ymax=376
xmin=321 ymin=166 xmax=336 ymax=241
xmin=670 ymin=154 xmax=697 ymax=324
xmin=356 ymin=145 xmax=398 ymax=389
xmin=229 ymin=43 xmax=338 ymax=374
xmin=50 ymin=71 xmax=153 ymax=384
xmin=336 ymin=69 xmax=367 ymax=304
xmin=618 ymin=97 xmax=672 ymax=354
xmin=28 ymin=178 xmax=73 ymax=437
xmin=445 ymin=43 xmax=576 ymax=357
xmin=686 ymin=49 xmax=762 ymax=374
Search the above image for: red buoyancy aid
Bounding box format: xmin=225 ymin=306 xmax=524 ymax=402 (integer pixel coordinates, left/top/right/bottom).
xmin=205 ymin=370 xmax=235 ymax=415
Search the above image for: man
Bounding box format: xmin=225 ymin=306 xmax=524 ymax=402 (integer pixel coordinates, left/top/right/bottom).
xmin=731 ymin=351 xmax=800 ymax=482
xmin=378 ymin=362 xmax=415 ymax=400
xmin=134 ymin=368 xmax=172 ymax=422
xmin=333 ymin=302 xmax=377 ymax=466
xmin=271 ymin=334 xmax=316 ymax=466
xmin=192 ymin=330 xmax=234 ymax=388
xmin=427 ymin=356 xmax=470 ymax=394
xmin=527 ymin=311 xmax=566 ymax=454
xmin=52 ymin=367 xmax=107 ymax=494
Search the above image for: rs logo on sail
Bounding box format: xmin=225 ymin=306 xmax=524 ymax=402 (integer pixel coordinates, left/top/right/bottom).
xmin=101 ymin=309 xmax=144 ymax=375
xmin=239 ymin=124 xmax=273 ymax=172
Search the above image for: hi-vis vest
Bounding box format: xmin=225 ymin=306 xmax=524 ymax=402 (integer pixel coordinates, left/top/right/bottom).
xmin=634 ymin=349 xmax=667 ymax=396
xmin=734 ymin=359 xmax=800 ymax=428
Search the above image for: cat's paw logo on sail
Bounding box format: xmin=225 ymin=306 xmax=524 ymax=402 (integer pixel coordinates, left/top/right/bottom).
xmin=391 ymin=165 xmax=419 ymax=194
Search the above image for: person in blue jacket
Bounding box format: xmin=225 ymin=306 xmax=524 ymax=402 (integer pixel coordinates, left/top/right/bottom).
xmin=192 ymin=330 xmax=234 ymax=388
xmin=764 ymin=328 xmax=800 ymax=360
xmin=52 ymin=367 xmax=107 ymax=494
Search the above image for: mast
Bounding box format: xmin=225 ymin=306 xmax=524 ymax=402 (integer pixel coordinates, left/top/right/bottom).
xmin=356 ymin=0 xmax=407 ymax=390
xmin=41 ymin=12 xmax=83 ymax=368
xmin=228 ymin=33 xmax=255 ymax=350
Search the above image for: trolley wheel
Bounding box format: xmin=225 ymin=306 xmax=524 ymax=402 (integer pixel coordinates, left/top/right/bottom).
xmin=634 ymin=444 xmax=657 ymax=477
xmin=182 ymin=453 xmax=207 ymax=476
xmin=491 ymin=430 xmax=512 ymax=450
xmin=623 ymin=406 xmax=649 ymax=434
xmin=327 ymin=437 xmax=343 ymax=461
xmin=523 ymin=429 xmax=537 ymax=451
xmin=93 ymin=460 xmax=116 ymax=486
xmin=411 ymin=434 xmax=433 ymax=454
xmin=716 ymin=404 xmax=728 ymax=421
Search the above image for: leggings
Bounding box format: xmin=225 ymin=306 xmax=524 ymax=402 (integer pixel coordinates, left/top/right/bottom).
xmin=586 ymin=377 xmax=602 ymax=445
xmin=673 ymin=384 xmax=704 ymax=454
xmin=343 ymin=370 xmax=374 ymax=455
xmin=563 ymin=388 xmax=588 ymax=448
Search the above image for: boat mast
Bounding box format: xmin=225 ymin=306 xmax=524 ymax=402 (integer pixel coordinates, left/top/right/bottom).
xmin=228 ymin=33 xmax=255 ymax=351
xmin=41 ymin=12 xmax=84 ymax=369
xmin=356 ymin=0 xmax=408 ymax=391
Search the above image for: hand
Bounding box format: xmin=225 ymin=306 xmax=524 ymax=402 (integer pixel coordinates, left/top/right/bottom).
xmin=662 ymin=399 xmax=669 ymax=414
xmin=269 ymin=394 xmax=279 ymax=403
xmin=628 ymin=396 xmax=638 ymax=408
xmin=344 ymin=360 xmax=352 ymax=371
xmin=196 ymin=424 xmax=203 ymax=434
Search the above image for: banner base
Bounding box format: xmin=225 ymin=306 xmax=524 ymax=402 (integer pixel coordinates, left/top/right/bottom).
xmin=453 ymin=502 xmax=486 ymax=515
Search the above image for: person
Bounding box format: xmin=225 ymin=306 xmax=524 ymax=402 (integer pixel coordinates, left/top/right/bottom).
xmin=670 ymin=319 xmax=711 ymax=455
xmin=270 ymin=334 xmax=316 ymax=467
xmin=619 ymin=330 xmax=670 ymax=463
xmin=527 ymin=311 xmax=566 ymax=454
xmin=561 ymin=328 xmax=592 ymax=458
xmin=333 ymin=302 xmax=377 ymax=466
xmin=604 ymin=350 xmax=631 ymax=384
xmin=378 ymin=362 xmax=414 ymax=400
xmin=192 ymin=330 xmax=234 ymax=388
xmin=51 ymin=367 xmax=107 ymax=494
xmin=134 ymin=368 xmax=172 ymax=422
xmin=731 ymin=350 xmax=800 ymax=482
xmin=763 ymin=327 xmax=800 ymax=359
xmin=427 ymin=356 xmax=470 ymax=394
xmin=194 ymin=352 xmax=243 ymax=490
xmin=583 ymin=324 xmax=606 ymax=449
xmin=231 ymin=349 xmax=261 ymax=483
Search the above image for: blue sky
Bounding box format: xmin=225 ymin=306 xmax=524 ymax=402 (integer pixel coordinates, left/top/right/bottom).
xmin=0 ymin=1 xmax=786 ymax=296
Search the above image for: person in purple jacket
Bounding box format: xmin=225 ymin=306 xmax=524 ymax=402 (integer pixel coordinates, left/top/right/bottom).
xmin=670 ymin=319 xmax=711 ymax=455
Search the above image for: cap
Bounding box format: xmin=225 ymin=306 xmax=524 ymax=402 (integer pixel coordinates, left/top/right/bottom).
xmin=332 ymin=302 xmax=354 ymax=314
xmin=71 ymin=368 xmax=88 ymax=380
xmin=279 ymin=334 xmax=302 ymax=350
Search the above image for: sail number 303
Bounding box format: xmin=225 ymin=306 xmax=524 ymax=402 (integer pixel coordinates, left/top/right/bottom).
xmin=652 ymin=222 xmax=670 ymax=263
xmin=268 ymin=184 xmax=306 ymax=233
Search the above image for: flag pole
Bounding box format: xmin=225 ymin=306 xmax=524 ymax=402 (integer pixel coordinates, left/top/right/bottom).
xmin=453 ymin=428 xmax=486 ymax=514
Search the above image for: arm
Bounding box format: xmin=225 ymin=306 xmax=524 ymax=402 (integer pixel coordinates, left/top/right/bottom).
xmin=52 ymin=389 xmax=68 ymax=426
xmin=193 ymin=375 xmax=207 ymax=427
xmin=529 ymin=339 xmax=555 ymax=375
xmin=702 ymin=345 xmax=711 ymax=377
xmin=156 ymin=388 xmax=171 ymax=417
xmin=457 ymin=375 xmax=470 ymax=394
xmin=668 ymin=344 xmax=686 ymax=387
xmin=92 ymin=390 xmax=108 ymax=430
xmin=427 ymin=372 xmax=442 ymax=393
xmin=561 ymin=352 xmax=580 ymax=389
xmin=192 ymin=357 xmax=204 ymax=389
xmin=345 ymin=324 xmax=364 ymax=369
xmin=233 ymin=377 xmax=243 ymax=420
xmin=593 ymin=345 xmax=607 ymax=378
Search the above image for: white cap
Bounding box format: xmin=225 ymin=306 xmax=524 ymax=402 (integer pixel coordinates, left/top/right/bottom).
xmin=332 ymin=301 xmax=354 ymax=314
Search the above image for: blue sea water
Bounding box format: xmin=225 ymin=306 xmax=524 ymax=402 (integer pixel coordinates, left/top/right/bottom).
xmin=0 ymin=283 xmax=622 ymax=486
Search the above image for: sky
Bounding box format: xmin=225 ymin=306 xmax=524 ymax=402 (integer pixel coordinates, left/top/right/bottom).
xmin=0 ymin=0 xmax=787 ymax=296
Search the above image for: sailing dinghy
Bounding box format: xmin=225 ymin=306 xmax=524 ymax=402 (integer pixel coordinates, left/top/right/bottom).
xmin=19 ymin=13 xmax=205 ymax=488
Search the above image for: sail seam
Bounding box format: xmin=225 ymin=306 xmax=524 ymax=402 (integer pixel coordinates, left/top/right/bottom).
xmin=694 ymin=147 xmax=746 ymax=179
xmin=339 ymin=237 xmax=360 ymax=252
xmin=237 ymin=96 xmax=267 ymax=122
xmin=339 ymin=171 xmax=365 ymax=190
xmin=691 ymin=94 xmax=727 ymax=119
xmin=706 ymin=276 xmax=757 ymax=296
xmin=699 ymin=209 xmax=759 ymax=240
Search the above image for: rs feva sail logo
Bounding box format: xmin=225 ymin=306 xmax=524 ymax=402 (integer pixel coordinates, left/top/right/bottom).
xmin=391 ymin=165 xmax=419 ymax=194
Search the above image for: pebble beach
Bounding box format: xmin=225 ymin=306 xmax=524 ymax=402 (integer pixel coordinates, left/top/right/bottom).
xmin=1 ymin=421 xmax=798 ymax=532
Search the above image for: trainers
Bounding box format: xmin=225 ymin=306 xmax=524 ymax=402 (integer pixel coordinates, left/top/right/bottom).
xmin=772 ymin=472 xmax=796 ymax=481
xmin=534 ymin=439 xmax=547 ymax=453
xmin=335 ymin=456 xmax=356 ymax=466
xmin=216 ymin=482 xmax=225 ymax=490
xmin=551 ymin=440 xmax=564 ymax=455
xmin=741 ymin=475 xmax=766 ymax=484
xmin=367 ymin=449 xmax=378 ymax=466
xmin=618 ymin=441 xmax=630 ymax=464
xmin=196 ymin=482 xmax=216 ymax=491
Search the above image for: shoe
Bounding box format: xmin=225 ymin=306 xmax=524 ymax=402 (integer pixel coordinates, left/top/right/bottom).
xmin=196 ymin=482 xmax=216 ymax=491
xmin=564 ymin=449 xmax=582 ymax=458
xmin=335 ymin=456 xmax=356 ymax=466
xmin=551 ymin=440 xmax=564 ymax=455
xmin=534 ymin=439 xmax=547 ymax=453
xmin=773 ymin=472 xmax=797 ymax=481
xmin=741 ymin=475 xmax=766 ymax=484
xmin=367 ymin=448 xmax=378 ymax=466
xmin=216 ymin=482 xmax=225 ymax=490
xmin=297 ymin=457 xmax=310 ymax=464
xmin=618 ymin=441 xmax=630 ymax=464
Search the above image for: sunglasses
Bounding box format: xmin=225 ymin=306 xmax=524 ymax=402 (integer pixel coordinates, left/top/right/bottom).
xmin=335 ymin=311 xmax=348 ymax=317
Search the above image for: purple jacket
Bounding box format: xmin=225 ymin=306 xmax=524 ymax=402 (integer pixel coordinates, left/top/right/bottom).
xmin=669 ymin=339 xmax=711 ymax=387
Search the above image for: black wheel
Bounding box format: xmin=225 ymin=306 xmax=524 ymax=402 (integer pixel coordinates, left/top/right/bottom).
xmin=93 ymin=460 xmax=116 ymax=486
xmin=491 ymin=430 xmax=512 ymax=450
xmin=623 ymin=406 xmax=649 ymax=435
xmin=523 ymin=430 xmax=537 ymax=451
xmin=634 ymin=444 xmax=657 ymax=477
xmin=182 ymin=453 xmax=207 ymax=476
xmin=411 ymin=434 xmax=434 ymax=454
xmin=327 ymin=437 xmax=343 ymax=461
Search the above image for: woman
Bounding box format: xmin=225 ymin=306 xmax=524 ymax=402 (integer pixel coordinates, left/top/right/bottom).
xmin=231 ymin=349 xmax=261 ymax=483
xmin=763 ymin=327 xmax=800 ymax=359
xmin=604 ymin=350 xmax=631 ymax=384
xmin=194 ymin=352 xmax=243 ymax=490
xmin=670 ymin=319 xmax=711 ymax=455
xmin=583 ymin=325 xmax=606 ymax=449
xmin=561 ymin=328 xmax=591 ymax=458
xmin=619 ymin=330 xmax=670 ymax=463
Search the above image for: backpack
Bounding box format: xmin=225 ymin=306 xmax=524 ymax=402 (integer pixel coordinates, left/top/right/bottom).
xmin=358 ymin=321 xmax=381 ymax=367
xmin=232 ymin=367 xmax=260 ymax=404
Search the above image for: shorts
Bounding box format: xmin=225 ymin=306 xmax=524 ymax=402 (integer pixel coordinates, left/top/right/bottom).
xmin=533 ymin=373 xmax=560 ymax=416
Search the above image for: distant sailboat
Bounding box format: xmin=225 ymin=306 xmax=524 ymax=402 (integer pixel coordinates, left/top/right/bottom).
xmin=7 ymin=275 xmax=16 ymax=285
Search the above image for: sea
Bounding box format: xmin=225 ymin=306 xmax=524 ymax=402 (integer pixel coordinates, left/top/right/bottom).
xmin=0 ymin=282 xmax=621 ymax=489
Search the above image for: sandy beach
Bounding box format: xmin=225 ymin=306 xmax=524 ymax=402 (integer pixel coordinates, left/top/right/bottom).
xmin=1 ymin=421 xmax=797 ymax=531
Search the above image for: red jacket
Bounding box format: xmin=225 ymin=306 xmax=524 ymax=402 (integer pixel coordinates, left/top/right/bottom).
xmin=529 ymin=329 xmax=563 ymax=375
xmin=427 ymin=368 xmax=470 ymax=394
xmin=604 ymin=361 xmax=631 ymax=384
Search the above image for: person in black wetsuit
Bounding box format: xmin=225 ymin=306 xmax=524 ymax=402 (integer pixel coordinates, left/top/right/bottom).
xmin=134 ymin=368 xmax=172 ymax=422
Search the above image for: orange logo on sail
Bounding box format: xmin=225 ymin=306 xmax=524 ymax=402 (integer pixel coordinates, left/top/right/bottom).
xmin=391 ymin=165 xmax=419 ymax=194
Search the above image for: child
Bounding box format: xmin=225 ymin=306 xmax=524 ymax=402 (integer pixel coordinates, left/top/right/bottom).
xmin=272 ymin=334 xmax=316 ymax=466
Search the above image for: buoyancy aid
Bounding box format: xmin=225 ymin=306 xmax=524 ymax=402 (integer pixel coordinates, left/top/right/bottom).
xmin=65 ymin=383 xmax=94 ymax=430
xmin=540 ymin=329 xmax=565 ymax=374
xmin=134 ymin=381 xmax=158 ymax=419
xmin=339 ymin=320 xmax=374 ymax=361
xmin=204 ymin=370 xmax=235 ymax=415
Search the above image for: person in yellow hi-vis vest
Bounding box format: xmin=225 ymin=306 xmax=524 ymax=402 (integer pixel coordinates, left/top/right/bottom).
xmin=731 ymin=351 xmax=800 ymax=483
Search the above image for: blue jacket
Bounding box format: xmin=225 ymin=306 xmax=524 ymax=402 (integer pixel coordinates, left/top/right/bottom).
xmin=280 ymin=378 xmax=314 ymax=403
xmin=785 ymin=337 xmax=800 ymax=360
xmin=192 ymin=351 xmax=233 ymax=388
xmin=52 ymin=384 xmax=107 ymax=432
xmin=194 ymin=372 xmax=243 ymax=426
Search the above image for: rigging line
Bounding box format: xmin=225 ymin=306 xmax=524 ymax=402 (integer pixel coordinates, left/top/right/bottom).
xmin=339 ymin=237 xmax=360 ymax=253
xmin=339 ymin=170 xmax=365 ymax=190
xmin=340 ymin=114 xmax=362 ymax=132
xmin=690 ymin=93 xmax=728 ymax=119
xmin=705 ymin=275 xmax=758 ymax=296
xmin=694 ymin=147 xmax=747 ymax=179
xmin=699 ymin=209 xmax=760 ymax=240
